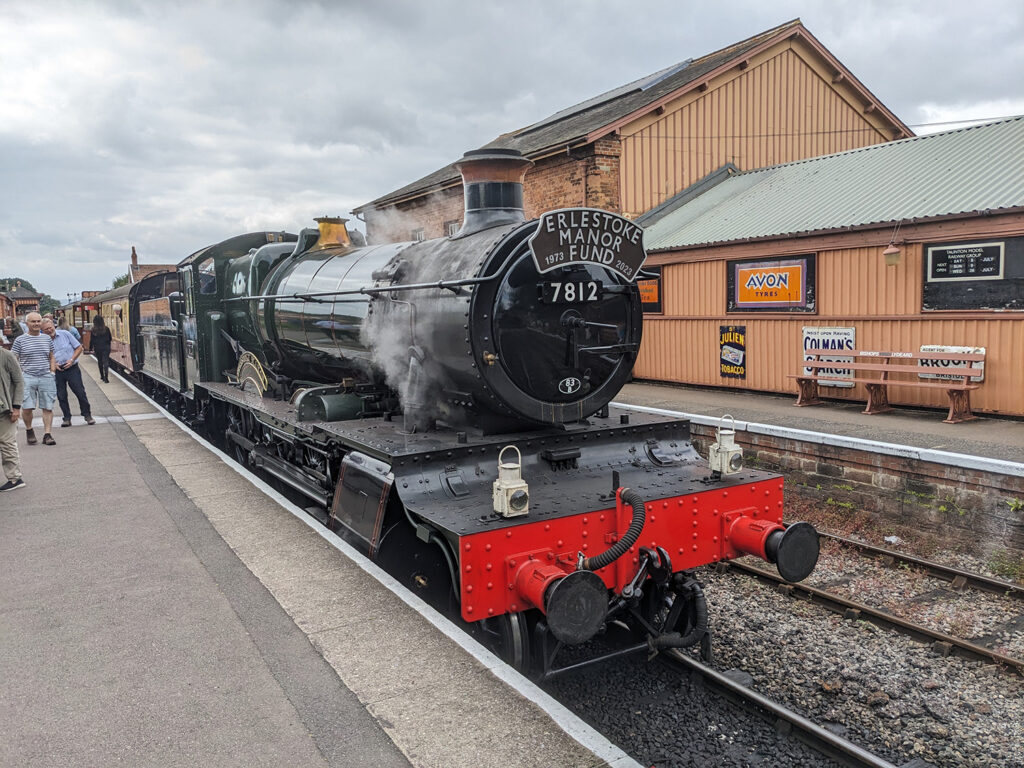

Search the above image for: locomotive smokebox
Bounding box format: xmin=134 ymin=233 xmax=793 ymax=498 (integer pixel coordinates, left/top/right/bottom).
xmin=453 ymin=149 xmax=533 ymax=237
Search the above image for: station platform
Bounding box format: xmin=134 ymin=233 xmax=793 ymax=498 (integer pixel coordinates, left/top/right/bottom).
xmin=0 ymin=358 xmax=637 ymax=768
xmin=617 ymin=380 xmax=1024 ymax=467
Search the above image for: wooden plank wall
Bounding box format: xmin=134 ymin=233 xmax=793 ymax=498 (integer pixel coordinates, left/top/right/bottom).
xmin=635 ymin=244 xmax=1024 ymax=416
xmin=619 ymin=46 xmax=888 ymax=217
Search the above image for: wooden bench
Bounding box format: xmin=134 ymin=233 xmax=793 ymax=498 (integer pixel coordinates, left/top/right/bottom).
xmin=789 ymin=349 xmax=986 ymax=423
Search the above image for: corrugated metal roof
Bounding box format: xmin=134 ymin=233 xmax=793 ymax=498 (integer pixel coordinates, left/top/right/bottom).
xmin=642 ymin=117 xmax=1024 ymax=251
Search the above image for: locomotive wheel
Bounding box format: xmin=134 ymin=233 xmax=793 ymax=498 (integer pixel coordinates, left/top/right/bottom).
xmin=481 ymin=613 xmax=532 ymax=674
xmin=226 ymin=407 xmax=251 ymax=466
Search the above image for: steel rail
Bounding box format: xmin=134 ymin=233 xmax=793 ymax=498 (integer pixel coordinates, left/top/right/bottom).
xmin=662 ymin=650 xmax=899 ymax=768
xmin=817 ymin=530 xmax=1024 ymax=599
xmin=727 ymin=560 xmax=1024 ymax=673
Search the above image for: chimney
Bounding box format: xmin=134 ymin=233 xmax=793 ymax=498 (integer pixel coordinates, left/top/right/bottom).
xmin=131 ymin=246 xmax=139 ymax=269
xmin=453 ymin=148 xmax=533 ymax=237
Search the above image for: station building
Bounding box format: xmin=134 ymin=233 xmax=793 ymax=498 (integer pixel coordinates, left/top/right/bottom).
xmin=636 ymin=117 xmax=1024 ymax=417
xmin=0 ymin=280 xmax=42 ymax=329
xmin=353 ymin=19 xmax=910 ymax=243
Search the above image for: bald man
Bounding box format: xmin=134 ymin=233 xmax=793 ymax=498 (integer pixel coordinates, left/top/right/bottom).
xmin=10 ymin=311 xmax=57 ymax=445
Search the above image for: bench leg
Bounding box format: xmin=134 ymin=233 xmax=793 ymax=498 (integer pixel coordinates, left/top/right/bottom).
xmin=794 ymin=378 xmax=821 ymax=407
xmin=944 ymin=389 xmax=977 ymax=424
xmin=863 ymin=384 xmax=892 ymax=415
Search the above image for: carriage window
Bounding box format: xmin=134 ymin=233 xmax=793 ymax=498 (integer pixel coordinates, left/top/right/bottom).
xmin=197 ymin=257 xmax=217 ymax=295
xmin=180 ymin=267 xmax=195 ymax=314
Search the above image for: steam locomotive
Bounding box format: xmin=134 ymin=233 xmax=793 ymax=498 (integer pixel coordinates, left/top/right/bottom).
xmin=86 ymin=149 xmax=819 ymax=678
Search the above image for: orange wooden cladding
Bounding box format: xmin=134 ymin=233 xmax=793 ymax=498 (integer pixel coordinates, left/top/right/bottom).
xmin=619 ymin=45 xmax=889 ymax=217
xmin=635 ymin=242 xmax=1024 ymax=416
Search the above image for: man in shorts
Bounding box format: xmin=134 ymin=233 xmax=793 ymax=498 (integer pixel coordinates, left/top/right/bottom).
xmin=11 ymin=312 xmax=57 ymax=446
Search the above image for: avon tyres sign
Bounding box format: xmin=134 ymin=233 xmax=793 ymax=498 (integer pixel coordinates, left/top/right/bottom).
xmin=529 ymin=208 xmax=647 ymax=282
xmin=727 ymin=255 xmax=815 ymax=312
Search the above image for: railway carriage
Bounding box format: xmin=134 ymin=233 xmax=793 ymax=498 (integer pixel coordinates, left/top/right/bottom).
xmin=92 ymin=284 xmax=132 ymax=371
xmin=99 ymin=148 xmax=820 ymax=677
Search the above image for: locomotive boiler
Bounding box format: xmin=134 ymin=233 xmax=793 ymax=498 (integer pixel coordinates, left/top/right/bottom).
xmin=116 ymin=148 xmax=820 ymax=678
xmin=223 ymin=149 xmax=643 ymax=434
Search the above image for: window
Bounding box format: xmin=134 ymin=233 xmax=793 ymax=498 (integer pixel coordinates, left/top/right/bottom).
xmin=922 ymin=237 xmax=1023 ymax=311
xmin=197 ymin=256 xmax=217 ymax=295
xmin=445 ymin=220 xmax=460 ymax=237
xmin=411 ymin=228 xmax=426 ymax=242
xmin=180 ymin=267 xmax=195 ymax=314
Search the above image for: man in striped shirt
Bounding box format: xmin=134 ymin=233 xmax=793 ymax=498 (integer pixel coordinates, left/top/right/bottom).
xmin=11 ymin=312 xmax=57 ymax=446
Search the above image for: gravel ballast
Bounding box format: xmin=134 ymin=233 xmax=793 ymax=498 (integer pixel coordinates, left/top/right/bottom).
xmin=700 ymin=566 xmax=1024 ymax=768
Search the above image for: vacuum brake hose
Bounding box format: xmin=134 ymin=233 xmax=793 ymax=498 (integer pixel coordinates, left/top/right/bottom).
xmin=582 ymin=488 xmax=646 ymax=571
xmin=649 ymin=579 xmax=709 ymax=650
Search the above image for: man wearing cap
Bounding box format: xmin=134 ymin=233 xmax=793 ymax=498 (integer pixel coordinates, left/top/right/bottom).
xmin=11 ymin=312 xmax=57 ymax=446
xmin=42 ymin=317 xmax=95 ymax=428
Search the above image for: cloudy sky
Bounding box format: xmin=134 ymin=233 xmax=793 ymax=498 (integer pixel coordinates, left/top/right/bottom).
xmin=2 ymin=0 xmax=1022 ymax=303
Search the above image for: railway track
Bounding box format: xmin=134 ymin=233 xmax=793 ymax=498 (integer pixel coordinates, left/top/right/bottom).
xmin=727 ymin=557 xmax=1024 ymax=673
xmin=661 ymin=650 xmax=898 ymax=768
xmin=818 ymin=530 xmax=1024 ymax=599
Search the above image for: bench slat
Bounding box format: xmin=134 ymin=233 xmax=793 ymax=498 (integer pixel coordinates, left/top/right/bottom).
xmin=787 ymin=375 xmax=977 ymax=390
xmin=800 ymin=361 xmax=979 ymax=375
xmin=803 ymin=349 xmax=985 ymax=362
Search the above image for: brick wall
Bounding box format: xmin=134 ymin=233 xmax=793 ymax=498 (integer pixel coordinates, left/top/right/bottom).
xmin=687 ymin=425 xmax=1024 ymax=556
xmin=523 ymin=136 xmax=623 ymax=217
xmin=364 ymin=135 xmax=625 ymax=243
xmin=364 ymin=187 xmax=465 ymax=244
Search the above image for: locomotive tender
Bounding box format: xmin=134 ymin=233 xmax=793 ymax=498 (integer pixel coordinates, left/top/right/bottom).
xmin=92 ymin=149 xmax=819 ymax=677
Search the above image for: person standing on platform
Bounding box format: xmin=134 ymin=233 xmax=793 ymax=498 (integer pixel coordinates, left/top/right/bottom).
xmin=41 ymin=318 xmax=95 ymax=428
xmin=11 ymin=312 xmax=57 ymax=446
xmin=89 ymin=315 xmax=113 ymax=383
xmin=0 ymin=343 xmax=25 ymax=490
xmin=58 ymin=316 xmax=81 ymax=343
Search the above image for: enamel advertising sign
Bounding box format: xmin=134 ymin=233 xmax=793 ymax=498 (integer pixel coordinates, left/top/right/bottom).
xmin=802 ymin=326 xmax=856 ymax=387
xmin=728 ymin=256 xmax=815 ymax=312
xmin=720 ymin=325 xmax=746 ymax=379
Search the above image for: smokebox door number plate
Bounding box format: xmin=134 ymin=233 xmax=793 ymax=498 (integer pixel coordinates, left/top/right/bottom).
xmin=540 ymin=280 xmax=602 ymax=303
xmin=529 ymin=208 xmax=647 ymax=282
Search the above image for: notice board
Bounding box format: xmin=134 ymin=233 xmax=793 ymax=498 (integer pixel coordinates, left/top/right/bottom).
xmin=923 ymin=237 xmax=1024 ymax=310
